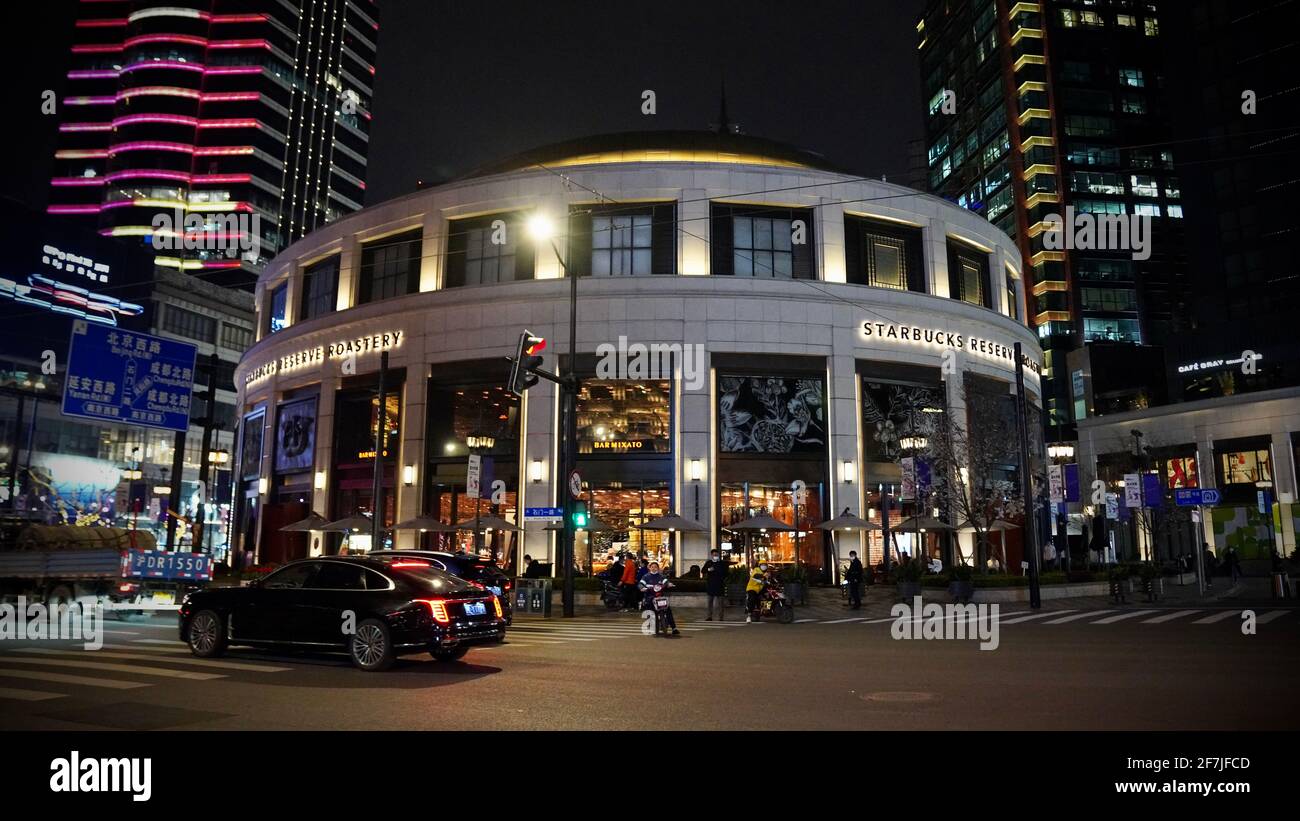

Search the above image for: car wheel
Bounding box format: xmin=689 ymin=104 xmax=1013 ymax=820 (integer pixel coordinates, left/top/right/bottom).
xmin=187 ymin=610 xmax=228 ymax=657
xmin=349 ymin=619 xmax=395 ymax=671
xmin=430 ymin=645 xmax=469 ymax=662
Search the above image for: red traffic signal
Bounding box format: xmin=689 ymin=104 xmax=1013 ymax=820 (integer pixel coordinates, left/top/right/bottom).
xmin=509 ymin=330 xmax=546 ymax=396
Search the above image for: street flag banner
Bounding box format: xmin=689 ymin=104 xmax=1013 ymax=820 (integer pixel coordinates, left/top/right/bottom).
xmin=1105 ymin=492 xmax=1119 ymax=520
xmin=1064 ymin=463 xmax=1080 ymax=502
xmin=1049 ymin=464 xmax=1064 ymax=503
xmin=1123 ymin=473 xmax=1141 ymax=507
xmin=1142 ymin=473 xmax=1162 ymax=508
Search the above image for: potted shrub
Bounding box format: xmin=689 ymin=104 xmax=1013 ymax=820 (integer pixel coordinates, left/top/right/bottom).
xmin=947 ymin=562 xmax=974 ymax=603
xmin=779 ymin=563 xmax=809 ymax=605
xmin=892 ymin=559 xmax=924 ymax=601
xmin=1138 ymin=562 xmax=1162 ymax=602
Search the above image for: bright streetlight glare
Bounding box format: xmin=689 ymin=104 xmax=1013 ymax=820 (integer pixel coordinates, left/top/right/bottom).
xmin=526 ymin=212 xmax=555 ymax=242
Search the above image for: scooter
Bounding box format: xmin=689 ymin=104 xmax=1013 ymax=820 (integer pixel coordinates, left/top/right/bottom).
xmin=640 ymin=581 xmax=678 ymax=636
xmin=757 ymin=582 xmax=796 ymax=624
xmin=599 ymin=579 xmax=624 ymax=610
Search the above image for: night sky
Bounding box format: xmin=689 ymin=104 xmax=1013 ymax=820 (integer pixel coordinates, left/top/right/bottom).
xmin=6 ymin=0 xmax=926 ymax=211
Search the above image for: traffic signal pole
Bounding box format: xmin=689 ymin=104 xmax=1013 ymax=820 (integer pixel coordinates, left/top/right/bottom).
xmin=561 ymin=240 xmax=578 ymax=618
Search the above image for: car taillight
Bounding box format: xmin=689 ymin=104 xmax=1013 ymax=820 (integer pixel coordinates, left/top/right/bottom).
xmin=416 ymin=599 xmax=450 ymax=624
xmin=503 ymin=580 xmax=512 ymax=590
xmin=493 ymin=596 xmax=503 ymax=618
xmin=392 ymin=561 xmax=431 ymax=568
xmin=118 ymin=582 xmax=134 ymax=593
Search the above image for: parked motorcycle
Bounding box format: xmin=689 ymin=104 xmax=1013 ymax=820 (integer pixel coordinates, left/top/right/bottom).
xmin=757 ymin=582 xmax=796 ymax=624
xmin=599 ymin=579 xmax=624 ymax=610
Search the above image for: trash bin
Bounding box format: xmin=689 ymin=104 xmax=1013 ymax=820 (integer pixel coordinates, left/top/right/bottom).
xmin=514 ymin=578 xmax=552 ymax=616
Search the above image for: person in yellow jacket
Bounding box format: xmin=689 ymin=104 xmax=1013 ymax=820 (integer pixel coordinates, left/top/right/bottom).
xmin=745 ymin=563 xmax=769 ymax=623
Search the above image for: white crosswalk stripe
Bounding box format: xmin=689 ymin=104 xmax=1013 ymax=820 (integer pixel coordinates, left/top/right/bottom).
xmin=1254 ymin=610 xmax=1292 ymax=624
xmin=0 ymin=667 xmax=150 ymax=690
xmin=1142 ymin=610 xmax=1202 ymax=624
xmin=1092 ymin=610 xmax=1159 ymax=624
xmin=997 ymin=611 xmax=1073 ymax=625
xmin=1191 ymin=610 xmax=1241 ymax=624
xmin=0 ymin=686 xmax=64 ymax=702
xmin=18 ymin=648 xmax=291 ymax=673
xmin=1043 ymin=611 xmax=1114 ymax=624
xmin=0 ymin=655 xmax=224 ymax=680
xmin=823 ymin=617 xmax=868 ymax=624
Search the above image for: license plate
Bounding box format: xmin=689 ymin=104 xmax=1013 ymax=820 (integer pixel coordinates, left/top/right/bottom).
xmin=464 ymin=601 xmax=487 ymax=616
xmin=654 ymin=598 xmax=668 ymax=610
xmin=151 ymin=591 xmax=175 ymax=606
xmin=487 ymin=586 xmax=502 ymax=596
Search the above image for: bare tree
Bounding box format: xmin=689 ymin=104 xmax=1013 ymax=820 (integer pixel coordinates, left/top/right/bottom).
xmin=922 ymin=384 xmax=1025 ymax=572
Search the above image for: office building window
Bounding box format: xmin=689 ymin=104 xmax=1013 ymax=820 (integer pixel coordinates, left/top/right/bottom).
xmin=1083 ymin=317 xmax=1141 ymax=343
xmin=165 ymin=305 xmax=217 ymax=343
xmin=567 ymin=204 xmax=675 ymax=276
xmin=357 ymin=230 xmax=421 ymax=303
xmin=265 ymin=284 xmax=287 ymax=335
xmin=1080 ymin=287 xmax=1138 ymax=312
xmin=1006 ymin=270 xmax=1020 ymax=320
xmin=221 ymin=323 xmax=253 ymax=352
xmin=1118 ymin=68 xmax=1144 ymax=87
xmin=711 ymin=204 xmax=814 ymax=279
xmin=445 ymin=214 xmax=535 ymax=287
xmin=1144 ymin=17 xmax=1159 ymax=36
xmin=300 ymin=255 xmax=339 ymax=321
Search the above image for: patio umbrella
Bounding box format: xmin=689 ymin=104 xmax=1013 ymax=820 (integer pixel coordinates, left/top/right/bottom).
xmin=957 ymin=518 xmax=1018 ymax=570
xmin=543 ymin=515 xmax=615 ymax=532
xmin=640 ymin=512 xmax=709 ymax=532
xmin=453 ymin=514 xmax=521 ymax=533
xmin=894 ymin=515 xmax=956 ymax=567
xmin=390 ymin=515 xmax=457 ymax=532
xmin=816 ymin=508 xmax=881 ymax=584
xmin=724 ymin=512 xmax=795 ymax=532
xmin=319 ymin=514 xmax=374 ymax=533
xmin=280 ymin=512 xmax=330 ymax=532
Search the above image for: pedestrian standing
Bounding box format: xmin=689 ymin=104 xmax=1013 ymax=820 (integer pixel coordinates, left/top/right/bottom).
xmin=1228 ymin=546 xmax=1242 ymax=583
xmin=702 ymin=549 xmax=729 ymax=621
xmin=844 ymin=550 xmax=864 ymax=609
xmin=620 ymin=552 xmax=639 ymax=611
xmin=1201 ymin=542 xmax=1216 ymax=589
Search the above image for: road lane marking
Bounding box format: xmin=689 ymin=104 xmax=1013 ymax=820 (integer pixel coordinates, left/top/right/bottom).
xmin=18 ymin=648 xmax=290 ymax=673
xmin=0 ymin=656 xmax=223 ymax=680
xmin=133 ymin=639 xmax=186 ymax=646
xmin=795 ymin=618 xmax=819 ymax=623
xmin=0 ymin=686 xmax=64 ymax=701
xmin=1191 ymin=610 xmax=1241 ymax=624
xmin=1043 ymin=611 xmax=1114 ymax=624
xmin=0 ymin=668 xmax=150 ymax=689
xmin=1255 ymin=610 xmax=1292 ymax=624
xmin=1092 ymin=610 xmax=1158 ymax=624
xmin=823 ymin=617 xmax=867 ymax=624
xmin=1142 ymin=610 xmax=1202 ymax=624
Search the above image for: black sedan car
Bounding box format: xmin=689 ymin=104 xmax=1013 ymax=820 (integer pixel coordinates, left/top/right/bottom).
xmin=179 ymin=556 xmax=507 ymax=670
xmin=369 ymin=550 xmax=514 ymax=623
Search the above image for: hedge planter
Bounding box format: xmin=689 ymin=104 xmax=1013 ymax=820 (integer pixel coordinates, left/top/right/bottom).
xmin=725 ymin=583 xmax=747 ymax=607
xmin=948 ymin=581 xmax=974 ymax=603
xmin=896 ymin=582 xmax=922 ymax=601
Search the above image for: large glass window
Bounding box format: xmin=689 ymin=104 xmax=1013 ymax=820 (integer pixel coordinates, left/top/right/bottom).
xmin=299 ymin=255 xmax=339 ymax=321
xmin=577 ymin=380 xmax=671 ymax=455
xmin=947 ymin=239 xmax=990 ymax=308
xmin=1219 ymin=448 xmax=1271 ymax=485
xmin=593 ymin=215 xmax=652 ymax=276
xmin=711 ymin=204 xmax=814 ymax=278
xmin=357 ymin=230 xmax=421 ymax=304
xmin=445 ymin=213 xmax=534 ymax=287
xmin=719 ymin=483 xmax=823 ymax=569
xmin=1083 ymin=317 xmax=1142 ymax=343
xmin=165 ymin=304 xmax=218 ymax=342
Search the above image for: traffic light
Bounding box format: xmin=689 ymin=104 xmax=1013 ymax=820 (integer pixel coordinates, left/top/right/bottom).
xmin=571 ymin=500 xmax=588 ymax=529
xmin=508 ymin=330 xmax=546 ymax=396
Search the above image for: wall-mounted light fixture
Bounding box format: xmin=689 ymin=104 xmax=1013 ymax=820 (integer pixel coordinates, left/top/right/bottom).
xmin=257 ymin=477 xmax=268 ymax=495
xmin=402 ymin=464 xmax=416 ymax=486
xmin=689 ymin=459 xmax=703 ymax=482
xmin=314 ymin=470 xmax=327 ymax=490
xmin=152 ymin=485 xmax=171 ymax=496
xmin=530 ymin=458 xmax=545 ymax=484
xmin=841 ymin=460 xmax=856 ymax=484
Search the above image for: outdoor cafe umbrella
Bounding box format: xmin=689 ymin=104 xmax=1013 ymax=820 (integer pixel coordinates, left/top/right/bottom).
xmin=279 ymin=512 xmax=330 ymax=532
xmin=815 ymin=507 xmax=880 ymax=584
xmin=319 ymin=514 xmax=373 ymax=533
xmin=453 ymin=514 xmax=521 ymax=533
xmin=894 ymin=514 xmax=956 ymax=565
xmin=640 ymin=512 xmax=709 ymax=532
xmin=543 ymin=515 xmax=615 ymax=532
xmin=390 ymin=515 xmax=457 ymax=532
xmin=725 ymin=512 xmax=795 ymax=568
xmin=957 ymin=518 xmax=1018 ymax=570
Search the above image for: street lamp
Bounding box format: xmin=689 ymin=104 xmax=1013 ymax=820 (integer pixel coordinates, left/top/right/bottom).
xmin=528 ymin=208 xmax=582 ymax=617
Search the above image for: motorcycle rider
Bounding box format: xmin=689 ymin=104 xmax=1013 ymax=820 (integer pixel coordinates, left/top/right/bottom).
xmin=637 ymin=561 xmax=679 ymax=636
xmin=745 ymin=562 xmax=769 ymax=623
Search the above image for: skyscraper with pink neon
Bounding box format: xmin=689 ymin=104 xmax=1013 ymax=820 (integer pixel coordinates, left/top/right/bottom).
xmin=48 ymin=0 xmax=379 ymax=290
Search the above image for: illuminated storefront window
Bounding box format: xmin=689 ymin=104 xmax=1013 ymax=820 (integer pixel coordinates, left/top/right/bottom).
xmin=576 ymin=379 xmax=670 ymax=454
xmin=331 ymin=385 xmax=402 ymax=550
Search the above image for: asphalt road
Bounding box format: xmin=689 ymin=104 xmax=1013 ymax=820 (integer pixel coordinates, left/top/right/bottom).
xmin=1 ymin=604 xmax=1297 ymax=731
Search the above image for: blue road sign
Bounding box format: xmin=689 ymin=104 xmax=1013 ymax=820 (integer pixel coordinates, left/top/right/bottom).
xmin=524 ymin=507 xmax=564 ymax=519
xmin=61 ymin=320 xmax=198 ymax=433
xmin=1174 ymin=488 xmax=1221 ymax=507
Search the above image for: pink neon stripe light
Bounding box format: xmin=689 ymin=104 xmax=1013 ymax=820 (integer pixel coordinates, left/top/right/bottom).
xmin=72 ymin=44 xmax=123 ymax=54
xmin=113 ymin=113 xmax=199 ymax=128
xmin=75 ymin=18 xmax=126 ymax=27
xmin=201 ymin=92 xmax=260 ymax=102
xmin=212 ymin=14 xmax=267 ymax=24
xmin=59 ymin=122 xmax=112 ymax=132
xmin=65 ymin=96 xmax=115 ymax=105
xmin=107 ymin=141 xmax=195 ymax=155
xmin=192 ymin=174 xmax=250 ymax=184
xmin=105 ymin=169 xmax=192 ymax=183
xmin=203 ymin=66 xmax=263 ymax=76
xmin=54 ymin=149 xmax=109 ymax=159
xmin=120 ymin=61 xmax=205 ymax=74
xmin=118 ymin=86 xmax=201 ymax=101
xmin=48 ymin=204 xmax=103 ymax=215
xmin=198 ymin=119 xmax=261 ymax=129
xmin=194 ymin=146 xmax=254 ymax=156
xmin=124 ymin=34 xmax=207 ymax=48
xmin=67 ymin=69 xmax=119 ymax=79
xmin=198 ymin=260 xmax=245 ymax=269
xmin=51 ymin=177 xmax=107 ymax=186
xmin=208 ymin=39 xmax=272 ymax=50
